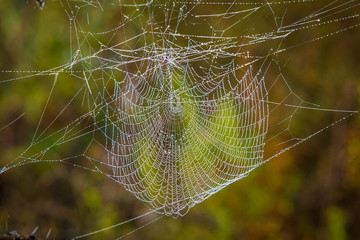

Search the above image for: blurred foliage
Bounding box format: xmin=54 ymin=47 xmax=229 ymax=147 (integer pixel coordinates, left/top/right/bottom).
xmin=0 ymin=0 xmax=359 ymax=239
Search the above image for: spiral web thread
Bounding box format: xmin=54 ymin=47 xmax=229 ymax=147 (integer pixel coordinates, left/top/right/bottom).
xmin=0 ymin=0 xmax=359 ymax=220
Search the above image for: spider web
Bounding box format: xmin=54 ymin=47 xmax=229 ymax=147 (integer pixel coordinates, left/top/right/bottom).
xmin=0 ymin=0 xmax=359 ymax=238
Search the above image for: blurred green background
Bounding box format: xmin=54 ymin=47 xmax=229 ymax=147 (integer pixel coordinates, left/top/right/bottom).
xmin=0 ymin=0 xmax=360 ymax=239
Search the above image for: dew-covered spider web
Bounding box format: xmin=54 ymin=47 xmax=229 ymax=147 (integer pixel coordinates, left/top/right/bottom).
xmin=0 ymin=0 xmax=359 ymax=238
